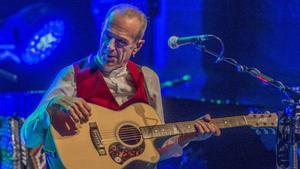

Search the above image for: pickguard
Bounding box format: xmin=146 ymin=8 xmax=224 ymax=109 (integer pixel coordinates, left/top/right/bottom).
xmin=109 ymin=142 xmax=145 ymax=165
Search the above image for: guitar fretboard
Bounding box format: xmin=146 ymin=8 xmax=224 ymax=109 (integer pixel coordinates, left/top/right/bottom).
xmin=140 ymin=115 xmax=250 ymax=139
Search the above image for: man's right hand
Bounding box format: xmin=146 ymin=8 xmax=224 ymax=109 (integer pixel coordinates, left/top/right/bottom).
xmin=46 ymin=96 xmax=91 ymax=123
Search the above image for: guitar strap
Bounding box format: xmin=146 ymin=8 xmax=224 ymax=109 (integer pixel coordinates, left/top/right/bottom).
xmin=136 ymin=65 xmax=156 ymax=109
xmin=133 ymin=65 xmax=162 ymax=169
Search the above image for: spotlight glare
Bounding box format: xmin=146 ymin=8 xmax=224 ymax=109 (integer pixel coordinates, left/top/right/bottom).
xmin=22 ymin=20 xmax=64 ymax=64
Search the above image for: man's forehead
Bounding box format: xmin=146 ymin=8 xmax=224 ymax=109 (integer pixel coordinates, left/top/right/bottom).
xmin=105 ymin=11 xmax=140 ymax=40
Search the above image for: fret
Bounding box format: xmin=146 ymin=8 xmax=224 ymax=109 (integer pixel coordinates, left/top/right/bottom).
xmin=175 ymin=122 xmax=196 ymax=134
xmin=140 ymin=121 xmax=196 ymax=139
xmin=212 ymin=116 xmax=248 ymax=129
xmin=140 ymin=114 xmax=274 ymax=139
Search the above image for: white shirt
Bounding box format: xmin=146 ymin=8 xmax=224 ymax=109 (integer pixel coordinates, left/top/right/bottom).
xmin=102 ymin=66 xmax=136 ymax=105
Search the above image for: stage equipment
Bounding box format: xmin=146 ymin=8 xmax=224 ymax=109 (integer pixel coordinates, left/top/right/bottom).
xmin=22 ymin=20 xmax=64 ymax=64
xmin=168 ymin=34 xmax=214 ymax=49
xmin=0 ymin=68 xmax=17 ymax=82
xmin=161 ymin=74 xmax=191 ymax=88
xmin=169 ymin=33 xmax=299 ymax=169
xmin=0 ymin=44 xmax=18 ymax=82
xmin=0 ymin=116 xmax=46 ymax=169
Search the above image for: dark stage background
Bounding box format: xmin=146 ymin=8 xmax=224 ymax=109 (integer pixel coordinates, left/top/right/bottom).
xmin=2 ymin=0 xmax=300 ymax=168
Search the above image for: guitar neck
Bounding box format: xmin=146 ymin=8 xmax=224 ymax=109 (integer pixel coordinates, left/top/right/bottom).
xmin=140 ymin=114 xmax=274 ymax=139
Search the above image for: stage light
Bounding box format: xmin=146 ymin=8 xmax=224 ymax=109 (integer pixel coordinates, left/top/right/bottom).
xmin=22 ymin=20 xmax=64 ymax=64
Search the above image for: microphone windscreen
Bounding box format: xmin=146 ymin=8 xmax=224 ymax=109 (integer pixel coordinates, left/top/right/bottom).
xmin=168 ymin=36 xmax=178 ymax=49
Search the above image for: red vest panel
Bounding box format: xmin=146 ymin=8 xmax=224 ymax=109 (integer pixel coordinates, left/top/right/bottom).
xmin=73 ymin=57 xmax=149 ymax=110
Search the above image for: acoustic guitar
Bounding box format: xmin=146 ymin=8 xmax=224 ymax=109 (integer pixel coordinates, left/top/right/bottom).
xmin=50 ymin=103 xmax=277 ymax=169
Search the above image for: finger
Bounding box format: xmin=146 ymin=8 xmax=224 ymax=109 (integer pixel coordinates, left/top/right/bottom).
xmin=63 ymin=97 xmax=88 ymax=121
xmin=78 ymin=98 xmax=91 ymax=116
xmin=70 ymin=103 xmax=86 ymax=121
xmin=74 ymin=100 xmax=90 ymax=120
xmin=204 ymin=122 xmax=221 ymax=136
xmin=194 ymin=122 xmax=205 ymax=134
xmin=81 ymin=99 xmax=92 ymax=115
xmin=68 ymin=107 xmax=80 ymax=122
xmin=196 ymin=121 xmax=210 ymax=133
xmin=205 ymin=123 xmax=216 ymax=133
xmin=202 ymin=114 xmax=211 ymax=122
xmin=83 ymin=102 xmax=91 ymax=116
xmin=200 ymin=122 xmax=211 ymax=133
xmin=211 ymin=123 xmax=221 ymax=136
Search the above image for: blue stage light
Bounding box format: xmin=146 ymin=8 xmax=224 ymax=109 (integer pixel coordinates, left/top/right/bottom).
xmin=22 ymin=20 xmax=64 ymax=64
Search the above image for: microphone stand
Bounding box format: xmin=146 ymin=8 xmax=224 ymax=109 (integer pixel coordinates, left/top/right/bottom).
xmin=0 ymin=44 xmax=18 ymax=82
xmin=0 ymin=68 xmax=18 ymax=82
xmin=195 ymin=38 xmax=300 ymax=169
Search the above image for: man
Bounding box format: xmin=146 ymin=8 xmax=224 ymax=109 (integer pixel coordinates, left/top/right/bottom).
xmin=21 ymin=4 xmax=220 ymax=169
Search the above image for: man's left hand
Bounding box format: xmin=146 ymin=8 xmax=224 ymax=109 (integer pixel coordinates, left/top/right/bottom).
xmin=178 ymin=114 xmax=221 ymax=146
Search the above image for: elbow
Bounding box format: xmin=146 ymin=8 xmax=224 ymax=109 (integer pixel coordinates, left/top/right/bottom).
xmin=158 ymin=143 xmax=183 ymax=161
xmin=20 ymin=124 xmax=43 ymax=148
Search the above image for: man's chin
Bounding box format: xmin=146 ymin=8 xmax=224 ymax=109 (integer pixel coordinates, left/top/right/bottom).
xmin=102 ymin=64 xmax=119 ymax=72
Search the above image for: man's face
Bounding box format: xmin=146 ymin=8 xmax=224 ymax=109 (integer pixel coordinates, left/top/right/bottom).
xmin=98 ymin=11 xmax=144 ymax=72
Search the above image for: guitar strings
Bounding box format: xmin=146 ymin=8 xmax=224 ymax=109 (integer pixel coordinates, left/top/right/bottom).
xmin=96 ymin=130 xmax=182 ymax=143
xmin=98 ymin=127 xmax=194 ymax=135
xmin=99 ymin=129 xmax=180 ymax=138
xmin=74 ymin=123 xmax=197 ymax=143
xmin=101 ymin=132 xmax=180 ymax=143
xmin=101 ymin=135 xmax=142 ymax=142
xmin=90 ymin=125 xmax=193 ymax=140
xmin=88 ymin=127 xmax=178 ymax=142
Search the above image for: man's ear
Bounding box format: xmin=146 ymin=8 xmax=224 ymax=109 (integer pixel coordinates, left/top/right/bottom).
xmin=132 ymin=40 xmax=145 ymax=56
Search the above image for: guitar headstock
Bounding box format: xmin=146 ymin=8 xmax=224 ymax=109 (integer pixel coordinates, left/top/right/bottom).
xmin=246 ymin=112 xmax=278 ymax=128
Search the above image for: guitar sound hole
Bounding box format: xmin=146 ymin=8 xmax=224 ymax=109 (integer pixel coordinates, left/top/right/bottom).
xmin=119 ymin=125 xmax=141 ymax=145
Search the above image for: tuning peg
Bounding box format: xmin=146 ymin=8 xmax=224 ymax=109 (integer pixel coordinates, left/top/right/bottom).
xmin=271 ymin=128 xmax=276 ymax=135
xmin=255 ymin=129 xmax=261 ymax=135
xmin=253 ymin=128 xmax=276 ymax=136
xmin=262 ymin=128 xmax=269 ymax=135
xmin=282 ymin=99 xmax=295 ymax=105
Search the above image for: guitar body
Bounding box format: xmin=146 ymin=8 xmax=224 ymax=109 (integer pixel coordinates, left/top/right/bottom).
xmin=50 ymin=103 xmax=161 ymax=169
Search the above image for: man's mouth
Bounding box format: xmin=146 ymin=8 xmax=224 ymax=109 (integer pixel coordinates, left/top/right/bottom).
xmin=106 ymin=55 xmax=117 ymax=62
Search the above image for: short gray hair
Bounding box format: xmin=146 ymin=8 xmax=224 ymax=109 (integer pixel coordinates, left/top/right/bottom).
xmin=105 ymin=4 xmax=148 ymax=40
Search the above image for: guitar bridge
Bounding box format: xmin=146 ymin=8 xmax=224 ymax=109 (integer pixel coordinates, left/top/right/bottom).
xmin=89 ymin=122 xmax=107 ymax=156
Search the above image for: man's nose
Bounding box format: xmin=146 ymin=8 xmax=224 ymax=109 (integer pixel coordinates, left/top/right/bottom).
xmin=107 ymin=38 xmax=115 ymax=50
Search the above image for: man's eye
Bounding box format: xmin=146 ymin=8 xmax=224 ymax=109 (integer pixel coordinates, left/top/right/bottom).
xmin=116 ymin=40 xmax=127 ymax=46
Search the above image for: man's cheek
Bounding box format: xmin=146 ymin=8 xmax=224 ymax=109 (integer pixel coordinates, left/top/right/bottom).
xmin=100 ymin=55 xmax=106 ymax=63
xmin=119 ymin=52 xmax=127 ymax=64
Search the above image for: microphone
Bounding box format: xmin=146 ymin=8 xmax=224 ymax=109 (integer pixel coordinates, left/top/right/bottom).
xmin=168 ymin=34 xmax=212 ymax=49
